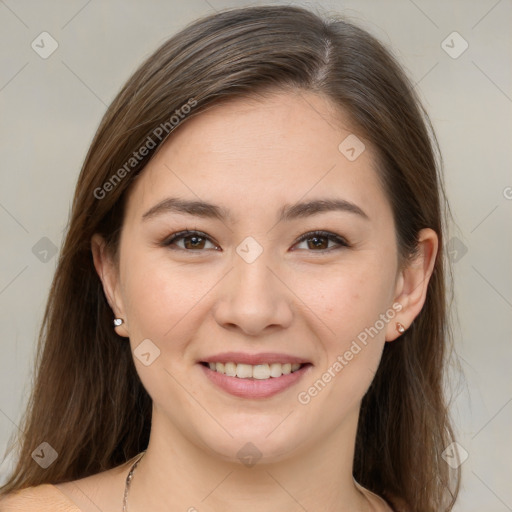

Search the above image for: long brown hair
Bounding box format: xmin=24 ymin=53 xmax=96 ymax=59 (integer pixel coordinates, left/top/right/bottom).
xmin=0 ymin=5 xmax=460 ymax=510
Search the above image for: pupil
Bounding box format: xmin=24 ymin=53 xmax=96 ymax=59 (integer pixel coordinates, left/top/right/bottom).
xmin=309 ymin=236 xmax=326 ymax=249
xmin=186 ymin=236 xmax=203 ymax=249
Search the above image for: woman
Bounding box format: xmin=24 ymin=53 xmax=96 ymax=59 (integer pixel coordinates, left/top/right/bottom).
xmin=0 ymin=4 xmax=460 ymax=511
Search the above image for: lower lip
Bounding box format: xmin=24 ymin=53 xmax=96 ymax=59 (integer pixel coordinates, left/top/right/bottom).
xmin=199 ymin=363 xmax=312 ymax=399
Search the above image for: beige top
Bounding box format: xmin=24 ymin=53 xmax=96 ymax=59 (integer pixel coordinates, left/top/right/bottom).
xmin=0 ymin=484 xmax=81 ymax=511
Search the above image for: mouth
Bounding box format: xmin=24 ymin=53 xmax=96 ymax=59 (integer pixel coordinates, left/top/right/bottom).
xmin=198 ymin=360 xmax=313 ymax=399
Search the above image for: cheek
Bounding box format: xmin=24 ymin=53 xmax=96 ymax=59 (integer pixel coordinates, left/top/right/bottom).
xmin=297 ymin=257 xmax=392 ymax=343
xmin=295 ymin=256 xmax=394 ymax=395
xmin=119 ymin=251 xmax=214 ymax=412
xmin=120 ymin=249 xmax=210 ymax=348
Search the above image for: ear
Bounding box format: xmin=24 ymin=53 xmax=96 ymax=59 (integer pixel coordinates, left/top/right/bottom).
xmin=385 ymin=228 xmax=438 ymax=342
xmin=91 ymin=233 xmax=129 ymax=338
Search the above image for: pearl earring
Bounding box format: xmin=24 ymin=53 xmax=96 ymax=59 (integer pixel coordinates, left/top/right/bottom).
xmin=114 ymin=318 xmax=124 ymax=327
xmin=396 ymin=322 xmax=405 ymax=334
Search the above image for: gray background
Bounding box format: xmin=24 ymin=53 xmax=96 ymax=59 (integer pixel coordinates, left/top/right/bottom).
xmin=1 ymin=0 xmax=511 ymax=510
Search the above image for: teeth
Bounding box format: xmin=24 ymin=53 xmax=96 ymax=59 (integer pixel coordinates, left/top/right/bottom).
xmin=253 ymin=364 xmax=270 ymax=380
xmin=270 ymin=363 xmax=283 ymax=378
xmin=236 ymin=364 xmax=253 ymax=379
xmin=206 ymin=362 xmax=303 ymax=379
xmin=225 ymin=362 xmax=237 ymax=377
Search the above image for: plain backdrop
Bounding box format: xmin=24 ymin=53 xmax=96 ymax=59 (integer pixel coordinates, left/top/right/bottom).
xmin=0 ymin=1 xmax=511 ymax=510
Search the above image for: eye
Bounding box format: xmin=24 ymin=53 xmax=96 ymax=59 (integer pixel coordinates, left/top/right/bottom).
xmin=161 ymin=229 xmax=350 ymax=253
xmin=162 ymin=230 xmax=219 ymax=251
xmin=292 ymin=230 xmax=350 ymax=252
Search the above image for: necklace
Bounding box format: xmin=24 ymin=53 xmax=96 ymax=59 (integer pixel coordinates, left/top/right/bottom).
xmin=122 ymin=451 xmax=146 ymax=511
xmin=121 ymin=452 xmax=390 ymax=511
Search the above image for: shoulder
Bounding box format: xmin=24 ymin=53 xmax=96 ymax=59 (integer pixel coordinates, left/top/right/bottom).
xmin=355 ymin=481 xmax=409 ymax=512
xmin=0 ymin=484 xmax=81 ymax=511
xmin=0 ymin=457 xmax=135 ymax=512
xmin=382 ymin=490 xmax=411 ymax=512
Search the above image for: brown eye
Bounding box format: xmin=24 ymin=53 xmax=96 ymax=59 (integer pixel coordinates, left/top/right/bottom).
xmin=182 ymin=234 xmax=206 ymax=250
xmin=293 ymin=231 xmax=349 ymax=252
xmin=163 ymin=230 xmax=218 ymax=251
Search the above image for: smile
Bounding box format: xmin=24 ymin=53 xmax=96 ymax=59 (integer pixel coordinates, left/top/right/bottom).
xmin=199 ymin=361 xmax=313 ymax=399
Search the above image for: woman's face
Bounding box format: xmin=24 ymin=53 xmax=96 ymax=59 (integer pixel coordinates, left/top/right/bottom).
xmin=99 ymin=90 xmax=408 ymax=463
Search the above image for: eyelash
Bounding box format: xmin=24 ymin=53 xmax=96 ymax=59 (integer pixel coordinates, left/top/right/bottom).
xmin=161 ymin=229 xmax=350 ymax=253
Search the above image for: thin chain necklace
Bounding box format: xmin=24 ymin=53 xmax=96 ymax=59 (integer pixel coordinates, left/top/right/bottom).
xmin=121 ymin=451 xmax=390 ymax=511
xmin=122 ymin=451 xmax=146 ymax=511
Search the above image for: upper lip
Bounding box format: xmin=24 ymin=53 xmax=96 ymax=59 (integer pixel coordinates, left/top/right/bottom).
xmin=200 ymin=352 xmax=311 ymax=365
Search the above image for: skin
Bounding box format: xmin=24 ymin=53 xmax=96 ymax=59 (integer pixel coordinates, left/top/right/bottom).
xmin=56 ymin=90 xmax=437 ymax=512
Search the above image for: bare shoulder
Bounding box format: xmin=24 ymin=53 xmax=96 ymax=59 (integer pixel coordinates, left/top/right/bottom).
xmin=355 ymin=481 xmax=398 ymax=512
xmin=367 ymin=491 xmax=396 ymax=512
xmin=54 ymin=460 xmax=132 ymax=512
xmin=0 ymin=483 xmax=79 ymax=511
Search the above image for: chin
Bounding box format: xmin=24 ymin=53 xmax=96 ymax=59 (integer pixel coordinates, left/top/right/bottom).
xmin=195 ymin=420 xmax=308 ymax=466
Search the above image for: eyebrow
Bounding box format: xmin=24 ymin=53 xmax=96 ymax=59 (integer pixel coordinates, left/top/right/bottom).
xmin=141 ymin=197 xmax=370 ymax=223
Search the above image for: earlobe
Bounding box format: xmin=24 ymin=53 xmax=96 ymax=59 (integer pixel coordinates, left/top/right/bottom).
xmin=113 ymin=317 xmax=129 ymax=337
xmin=91 ymin=234 xmax=129 ymax=337
xmin=385 ymin=320 xmax=407 ymax=343
xmin=385 ymin=228 xmax=438 ymax=342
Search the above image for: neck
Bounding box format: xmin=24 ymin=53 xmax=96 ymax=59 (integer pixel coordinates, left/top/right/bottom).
xmin=127 ymin=405 xmax=373 ymax=512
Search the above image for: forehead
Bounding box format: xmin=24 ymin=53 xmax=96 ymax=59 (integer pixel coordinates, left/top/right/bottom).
xmin=123 ymin=90 xmax=391 ymax=226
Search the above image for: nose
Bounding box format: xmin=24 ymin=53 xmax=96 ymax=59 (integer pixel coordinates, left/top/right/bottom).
xmin=212 ymin=250 xmax=293 ymax=336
